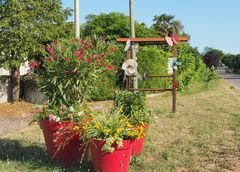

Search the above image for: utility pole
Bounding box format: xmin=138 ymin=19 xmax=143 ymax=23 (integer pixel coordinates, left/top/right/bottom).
xmin=129 ymin=0 xmax=138 ymax=89
xmin=74 ymin=0 xmax=80 ymax=38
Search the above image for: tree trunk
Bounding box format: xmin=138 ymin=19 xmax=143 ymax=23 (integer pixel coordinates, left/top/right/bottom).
xmin=10 ymin=67 xmax=20 ymax=102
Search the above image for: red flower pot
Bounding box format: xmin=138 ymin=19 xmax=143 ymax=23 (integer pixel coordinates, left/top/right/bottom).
xmin=39 ymin=120 xmax=88 ymax=166
xmin=132 ymin=125 xmax=149 ymax=156
xmin=90 ymin=139 xmax=133 ymax=172
xmin=132 ymin=137 xmax=145 ymax=156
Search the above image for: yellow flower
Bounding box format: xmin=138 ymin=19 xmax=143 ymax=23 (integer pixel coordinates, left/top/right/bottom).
xmin=114 ymin=134 xmax=118 ymax=139
xmin=126 ymin=122 xmax=133 ymax=128
xmin=73 ymin=126 xmax=80 ymax=131
xmin=116 ymin=128 xmax=122 ymax=134
xmin=137 ymin=133 xmax=143 ymax=139
xmin=139 ymin=126 xmax=144 ymax=133
xmin=95 ymin=123 xmax=100 ymax=129
xmin=103 ymin=129 xmax=109 ymax=134
xmin=82 ymin=125 xmax=88 ymax=130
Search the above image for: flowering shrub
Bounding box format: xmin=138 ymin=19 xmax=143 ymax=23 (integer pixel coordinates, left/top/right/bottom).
xmin=30 ymin=36 xmax=116 ymax=107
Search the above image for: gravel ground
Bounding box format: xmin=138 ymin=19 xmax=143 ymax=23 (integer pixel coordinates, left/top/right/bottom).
xmin=0 ymin=113 xmax=34 ymax=137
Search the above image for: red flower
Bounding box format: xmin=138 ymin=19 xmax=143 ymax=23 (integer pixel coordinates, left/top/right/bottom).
xmin=74 ymin=50 xmax=81 ymax=56
xmin=29 ymin=61 xmax=41 ymax=69
xmin=87 ymin=57 xmax=92 ymax=63
xmin=47 ymin=47 xmax=53 ymax=53
xmin=46 ymin=57 xmax=52 ymax=61
xmin=96 ymin=63 xmax=101 ymax=67
xmin=66 ymin=57 xmax=70 ymax=62
xmin=97 ymin=54 xmax=102 ymax=61
xmin=79 ymin=52 xmax=84 ymax=60
xmin=104 ymin=53 xmax=108 ymax=57
xmin=107 ymin=65 xmax=113 ymax=71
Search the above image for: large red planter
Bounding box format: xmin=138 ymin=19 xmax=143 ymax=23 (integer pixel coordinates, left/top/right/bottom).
xmin=90 ymin=139 xmax=133 ymax=172
xmin=39 ymin=120 xmax=87 ymax=166
xmin=132 ymin=137 xmax=145 ymax=156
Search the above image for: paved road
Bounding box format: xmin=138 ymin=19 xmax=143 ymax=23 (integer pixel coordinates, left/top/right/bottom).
xmin=217 ymin=67 xmax=240 ymax=90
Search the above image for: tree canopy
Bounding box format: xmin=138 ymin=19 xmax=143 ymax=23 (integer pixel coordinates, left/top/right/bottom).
xmin=81 ymin=12 xmax=158 ymax=40
xmin=203 ymin=47 xmax=224 ymax=69
xmin=0 ymin=0 xmax=72 ymax=101
xmin=151 ymin=13 xmax=184 ymax=37
xmin=0 ymin=0 xmax=72 ymax=69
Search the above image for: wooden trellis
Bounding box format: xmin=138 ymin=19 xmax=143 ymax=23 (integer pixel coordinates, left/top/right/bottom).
xmin=116 ymin=37 xmax=189 ymax=113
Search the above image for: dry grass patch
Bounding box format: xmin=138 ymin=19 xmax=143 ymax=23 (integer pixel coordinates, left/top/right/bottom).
xmin=130 ymin=79 xmax=240 ymax=171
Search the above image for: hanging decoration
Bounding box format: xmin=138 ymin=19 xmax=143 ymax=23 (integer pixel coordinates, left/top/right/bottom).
xmin=165 ymin=33 xmax=179 ymax=46
xmin=124 ymin=39 xmax=131 ymax=52
xmin=122 ymin=59 xmax=142 ymax=80
xmin=168 ymin=57 xmax=181 ymax=74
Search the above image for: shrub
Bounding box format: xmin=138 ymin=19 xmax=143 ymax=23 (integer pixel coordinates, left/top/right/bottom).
xmin=30 ymin=36 xmax=115 ymax=107
xmin=113 ymin=90 xmax=146 ymax=116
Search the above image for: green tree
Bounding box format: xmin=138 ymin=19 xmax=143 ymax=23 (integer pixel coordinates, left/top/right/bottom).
xmin=203 ymin=47 xmax=224 ymax=69
xmin=151 ymin=13 xmax=184 ymax=36
xmin=81 ymin=12 xmax=158 ymax=40
xmin=0 ymin=0 xmax=71 ymax=102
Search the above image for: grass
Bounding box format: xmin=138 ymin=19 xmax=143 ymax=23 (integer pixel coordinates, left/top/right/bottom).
xmin=0 ymin=78 xmax=240 ymax=171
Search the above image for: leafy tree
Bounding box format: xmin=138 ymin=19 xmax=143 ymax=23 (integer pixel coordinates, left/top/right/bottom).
xmin=81 ymin=12 xmax=158 ymax=40
xmin=222 ymin=53 xmax=240 ymax=70
xmin=151 ymin=13 xmax=184 ymax=36
xmin=0 ymin=0 xmax=71 ymax=101
xmin=203 ymin=47 xmax=224 ymax=69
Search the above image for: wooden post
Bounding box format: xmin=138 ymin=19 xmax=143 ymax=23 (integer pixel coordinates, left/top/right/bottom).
xmin=129 ymin=0 xmax=138 ymax=89
xmin=172 ymin=45 xmax=177 ymax=113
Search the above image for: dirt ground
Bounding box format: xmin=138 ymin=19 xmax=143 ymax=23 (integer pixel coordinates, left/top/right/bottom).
xmin=0 ymin=102 xmax=38 ymax=136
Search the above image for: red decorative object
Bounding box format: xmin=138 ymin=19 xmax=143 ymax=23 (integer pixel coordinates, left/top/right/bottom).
xmin=173 ymin=81 xmax=179 ymax=89
xmin=90 ymin=139 xmax=133 ymax=172
xmin=132 ymin=138 xmax=144 ymax=156
xmin=165 ymin=36 xmax=173 ymax=46
xmin=172 ymin=33 xmax=179 ymax=44
xmin=39 ymin=120 xmax=88 ymax=166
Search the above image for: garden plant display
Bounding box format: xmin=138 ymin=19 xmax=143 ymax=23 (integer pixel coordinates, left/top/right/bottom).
xmin=78 ymin=109 xmax=148 ymax=172
xmin=113 ymin=90 xmax=151 ymax=156
xmin=30 ymin=36 xmax=116 ymax=166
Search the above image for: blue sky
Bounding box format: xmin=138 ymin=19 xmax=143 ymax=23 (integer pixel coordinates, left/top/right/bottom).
xmin=62 ymin=0 xmax=240 ymax=54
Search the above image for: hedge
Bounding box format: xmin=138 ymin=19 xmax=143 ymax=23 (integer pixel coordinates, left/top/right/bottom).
xmin=90 ymin=42 xmax=214 ymax=100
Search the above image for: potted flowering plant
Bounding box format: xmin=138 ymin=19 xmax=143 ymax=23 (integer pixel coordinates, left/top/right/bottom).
xmin=79 ymin=109 xmax=142 ymax=172
xmin=32 ymin=103 xmax=92 ymax=166
xmin=30 ymin=36 xmax=116 ymax=166
xmin=113 ymin=90 xmax=151 ymax=156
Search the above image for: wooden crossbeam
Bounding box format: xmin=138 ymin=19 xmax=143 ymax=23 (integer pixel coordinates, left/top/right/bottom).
xmin=129 ymin=88 xmax=172 ymax=91
xmin=116 ymin=37 xmax=189 ymax=43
